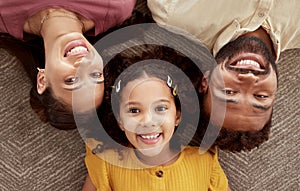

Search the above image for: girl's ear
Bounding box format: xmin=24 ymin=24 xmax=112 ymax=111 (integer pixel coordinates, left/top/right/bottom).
xmin=37 ymin=69 xmax=47 ymax=94
xmin=175 ymin=111 xmax=182 ymax=127
xmin=198 ymin=71 xmax=210 ymax=93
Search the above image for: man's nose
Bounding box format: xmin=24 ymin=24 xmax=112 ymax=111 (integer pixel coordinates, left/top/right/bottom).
xmin=237 ymin=73 xmax=259 ymax=83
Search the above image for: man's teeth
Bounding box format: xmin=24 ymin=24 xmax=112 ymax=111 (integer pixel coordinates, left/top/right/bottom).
xmin=236 ymin=59 xmax=260 ymax=68
xmin=140 ymin=134 xmax=160 ymax=140
xmin=67 ymin=46 xmax=87 ymax=56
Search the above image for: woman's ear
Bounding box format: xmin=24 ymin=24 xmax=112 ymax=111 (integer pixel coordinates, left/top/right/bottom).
xmin=37 ymin=69 xmax=47 ymax=94
xmin=198 ymin=71 xmax=210 ymax=93
xmin=117 ymin=117 xmax=125 ymax=131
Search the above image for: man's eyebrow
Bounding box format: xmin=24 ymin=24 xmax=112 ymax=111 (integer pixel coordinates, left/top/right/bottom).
xmin=213 ymin=93 xmax=238 ymax=103
xmin=213 ymin=90 xmax=273 ymax=111
xmin=252 ymin=103 xmax=272 ymax=111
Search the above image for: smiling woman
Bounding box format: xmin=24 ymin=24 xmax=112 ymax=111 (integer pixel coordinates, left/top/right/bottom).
xmin=0 ymin=0 xmax=136 ymax=129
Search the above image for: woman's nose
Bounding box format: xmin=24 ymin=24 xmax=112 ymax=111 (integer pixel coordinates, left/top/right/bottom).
xmin=74 ymin=56 xmax=91 ymax=68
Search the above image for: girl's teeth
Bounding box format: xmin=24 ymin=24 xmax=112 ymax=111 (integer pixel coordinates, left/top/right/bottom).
xmin=236 ymin=59 xmax=260 ymax=68
xmin=140 ymin=134 xmax=160 ymax=140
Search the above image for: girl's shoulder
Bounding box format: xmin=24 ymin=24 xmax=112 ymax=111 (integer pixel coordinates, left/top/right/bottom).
xmin=85 ymin=138 xmax=146 ymax=168
xmin=182 ymin=145 xmax=218 ymax=159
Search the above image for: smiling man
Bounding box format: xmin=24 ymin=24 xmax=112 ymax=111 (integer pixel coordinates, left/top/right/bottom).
xmin=147 ymin=0 xmax=300 ymax=151
xmin=203 ymin=34 xmax=278 ymax=132
xmin=196 ymin=34 xmax=278 ymax=151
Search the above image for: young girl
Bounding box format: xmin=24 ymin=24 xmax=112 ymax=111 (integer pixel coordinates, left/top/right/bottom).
xmin=82 ymin=45 xmax=229 ymax=191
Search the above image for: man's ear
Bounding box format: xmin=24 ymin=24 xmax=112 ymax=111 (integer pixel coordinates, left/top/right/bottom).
xmin=37 ymin=69 xmax=47 ymax=94
xmin=198 ymin=71 xmax=210 ymax=93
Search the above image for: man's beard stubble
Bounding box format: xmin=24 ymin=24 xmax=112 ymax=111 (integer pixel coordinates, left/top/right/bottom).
xmin=189 ymin=36 xmax=275 ymax=152
xmin=215 ymin=36 xmax=277 ymax=78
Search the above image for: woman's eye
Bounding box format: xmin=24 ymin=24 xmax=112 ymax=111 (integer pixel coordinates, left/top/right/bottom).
xmin=90 ymin=72 xmax=103 ymax=79
xmin=222 ymin=89 xmax=236 ymax=95
xmin=90 ymin=72 xmax=104 ymax=83
xmin=156 ymin=106 xmax=167 ymax=112
xmin=64 ymin=77 xmax=79 ymax=85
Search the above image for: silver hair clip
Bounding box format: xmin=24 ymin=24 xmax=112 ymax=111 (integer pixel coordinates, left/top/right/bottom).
xmin=37 ymin=67 xmax=44 ymax=72
xmin=173 ymin=85 xmax=177 ymax=96
xmin=167 ymin=75 xmax=172 ymax=87
xmin=166 ymin=75 xmax=178 ymax=96
xmin=115 ymin=80 xmax=121 ymax=93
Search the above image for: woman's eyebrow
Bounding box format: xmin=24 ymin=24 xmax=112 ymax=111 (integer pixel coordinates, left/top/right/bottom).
xmin=64 ymin=84 xmax=83 ymax=91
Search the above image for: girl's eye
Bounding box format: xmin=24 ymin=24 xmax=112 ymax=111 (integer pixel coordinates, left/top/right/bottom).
xmin=65 ymin=76 xmax=79 ymax=85
xmin=128 ymin=108 xmax=140 ymax=113
xmin=222 ymin=89 xmax=236 ymax=95
xmin=155 ymin=106 xmax=167 ymax=112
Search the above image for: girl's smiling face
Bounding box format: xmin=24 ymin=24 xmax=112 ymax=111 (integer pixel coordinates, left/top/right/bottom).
xmin=118 ymin=77 xmax=181 ymax=158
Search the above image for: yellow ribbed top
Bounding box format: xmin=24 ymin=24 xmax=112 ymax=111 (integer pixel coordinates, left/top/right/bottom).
xmin=85 ymin=138 xmax=228 ymax=191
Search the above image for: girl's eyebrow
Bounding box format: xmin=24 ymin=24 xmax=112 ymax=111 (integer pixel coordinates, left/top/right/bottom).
xmin=154 ymin=99 xmax=171 ymax=104
xmin=124 ymin=99 xmax=171 ymax=107
xmin=124 ymin=101 xmax=140 ymax=108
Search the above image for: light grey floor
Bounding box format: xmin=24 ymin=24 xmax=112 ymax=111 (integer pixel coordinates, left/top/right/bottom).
xmin=0 ymin=1 xmax=299 ymax=188
xmin=1 ymin=47 xmax=299 ymax=191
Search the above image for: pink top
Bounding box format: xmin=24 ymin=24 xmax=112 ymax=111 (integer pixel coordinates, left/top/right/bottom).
xmin=0 ymin=0 xmax=136 ymax=39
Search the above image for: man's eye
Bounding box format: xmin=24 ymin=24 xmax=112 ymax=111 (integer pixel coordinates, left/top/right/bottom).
xmin=156 ymin=106 xmax=167 ymax=112
xmin=65 ymin=77 xmax=79 ymax=85
xmin=128 ymin=108 xmax=140 ymax=113
xmin=222 ymin=89 xmax=236 ymax=95
xmin=255 ymin=94 xmax=269 ymax=99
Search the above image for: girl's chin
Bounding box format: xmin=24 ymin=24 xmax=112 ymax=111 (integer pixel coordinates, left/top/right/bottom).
xmin=137 ymin=146 xmax=164 ymax=157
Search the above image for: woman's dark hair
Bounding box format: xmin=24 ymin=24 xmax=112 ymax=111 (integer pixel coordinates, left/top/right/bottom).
xmin=97 ymin=44 xmax=204 ymax=152
xmin=0 ymin=33 xmax=76 ymax=130
xmin=0 ymin=2 xmax=155 ymax=130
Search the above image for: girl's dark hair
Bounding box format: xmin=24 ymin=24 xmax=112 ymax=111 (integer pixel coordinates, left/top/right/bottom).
xmin=0 ymin=33 xmax=76 ymax=130
xmin=98 ymin=44 xmax=204 ymax=151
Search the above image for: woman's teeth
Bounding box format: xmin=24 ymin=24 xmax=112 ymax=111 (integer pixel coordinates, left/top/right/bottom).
xmin=236 ymin=59 xmax=261 ymax=69
xmin=66 ymin=46 xmax=88 ymax=57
